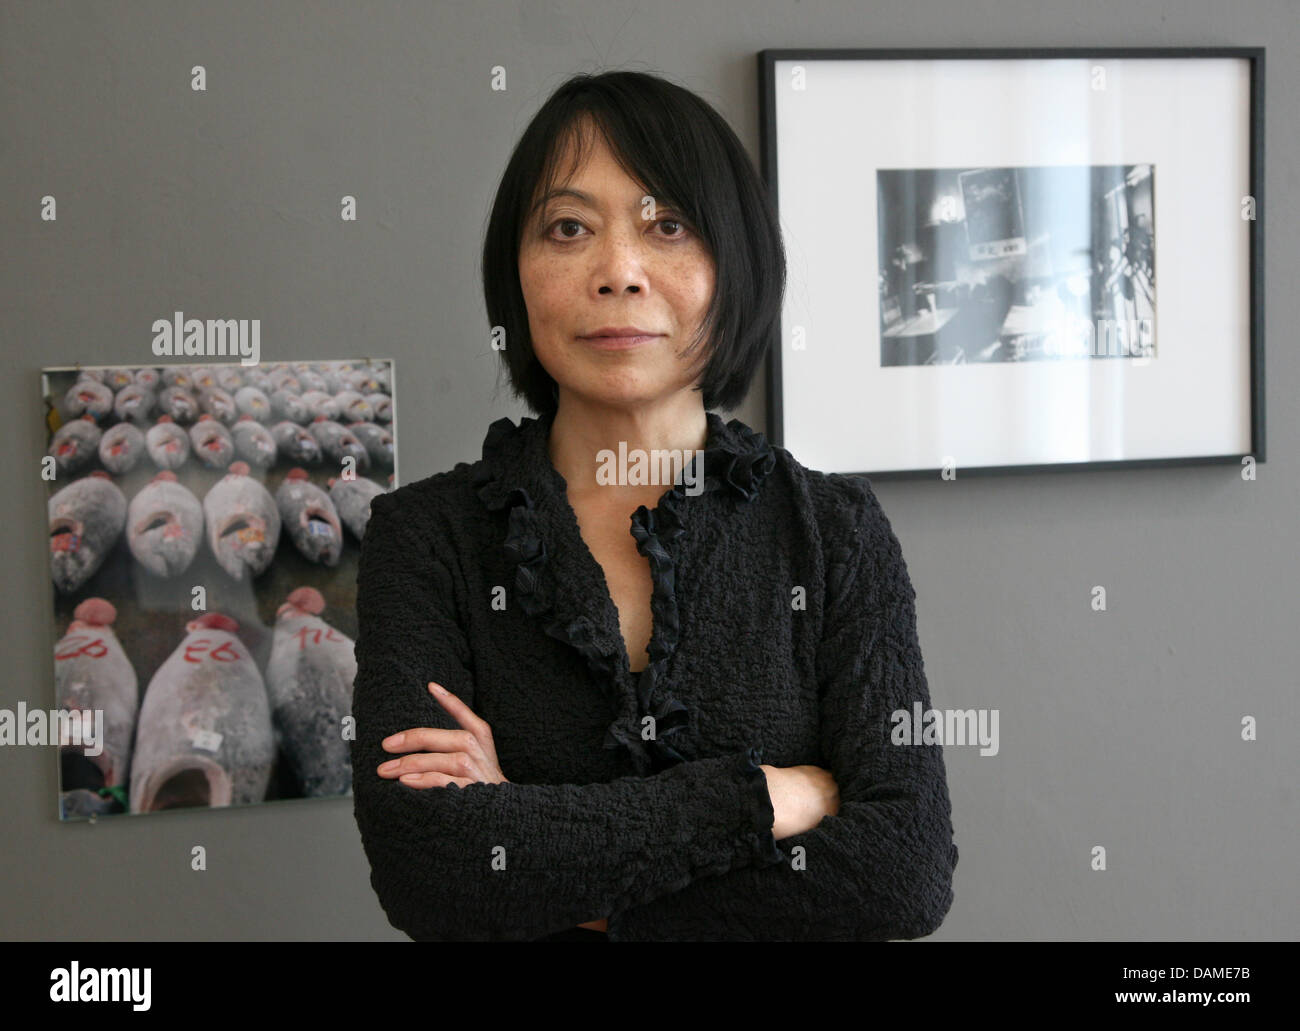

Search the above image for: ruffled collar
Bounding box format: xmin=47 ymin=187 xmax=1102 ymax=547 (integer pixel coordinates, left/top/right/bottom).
xmin=470 ymin=409 xmax=775 ymax=774
xmin=470 ymin=408 xmax=775 ymax=513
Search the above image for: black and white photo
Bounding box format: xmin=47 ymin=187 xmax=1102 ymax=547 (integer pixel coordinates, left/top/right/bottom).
xmin=876 ymin=164 xmax=1156 ymax=366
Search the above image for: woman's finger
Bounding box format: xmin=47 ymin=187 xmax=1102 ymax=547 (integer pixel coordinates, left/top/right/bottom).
xmin=398 ymin=770 xmax=475 ymax=789
xmin=378 ymin=751 xmax=479 ymax=780
xmin=382 ymin=726 xmax=477 ymax=754
xmin=428 ymin=681 xmax=491 ymax=738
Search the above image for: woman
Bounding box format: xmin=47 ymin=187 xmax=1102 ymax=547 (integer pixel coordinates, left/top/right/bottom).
xmin=350 ymin=70 xmax=958 ymax=941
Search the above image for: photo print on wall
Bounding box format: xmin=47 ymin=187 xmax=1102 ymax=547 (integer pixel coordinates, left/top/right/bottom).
xmin=761 ymin=49 xmax=1263 ymax=477
xmin=42 ymin=359 xmax=396 ymax=821
xmin=876 ymin=164 xmax=1155 ymax=366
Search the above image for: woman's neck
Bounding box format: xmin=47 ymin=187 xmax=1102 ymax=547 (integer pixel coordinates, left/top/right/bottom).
xmin=546 ymin=395 xmax=709 ymax=503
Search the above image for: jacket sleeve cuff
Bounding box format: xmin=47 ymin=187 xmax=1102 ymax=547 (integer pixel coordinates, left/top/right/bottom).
xmin=737 ymin=746 xmax=785 ymax=866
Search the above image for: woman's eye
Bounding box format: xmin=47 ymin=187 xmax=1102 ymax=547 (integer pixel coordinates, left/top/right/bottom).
xmin=550 ymin=219 xmax=585 ymax=239
xmin=546 ymin=216 xmax=690 ymax=241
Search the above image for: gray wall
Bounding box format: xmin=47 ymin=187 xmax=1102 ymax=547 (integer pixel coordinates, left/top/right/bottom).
xmin=3 ymin=0 xmax=1294 ymax=940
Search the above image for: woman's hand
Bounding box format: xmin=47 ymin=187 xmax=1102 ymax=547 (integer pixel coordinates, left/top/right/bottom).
xmin=377 ymin=681 xmax=509 ymax=788
xmin=759 ymin=764 xmax=840 ymax=839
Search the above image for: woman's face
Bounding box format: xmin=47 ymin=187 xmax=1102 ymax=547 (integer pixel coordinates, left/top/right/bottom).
xmin=517 ymin=129 xmax=716 ymax=409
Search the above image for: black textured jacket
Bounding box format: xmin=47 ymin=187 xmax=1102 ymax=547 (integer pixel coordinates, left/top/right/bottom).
xmin=350 ymin=409 xmax=958 ymax=941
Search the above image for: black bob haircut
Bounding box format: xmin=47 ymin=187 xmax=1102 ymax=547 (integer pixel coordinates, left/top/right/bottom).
xmin=481 ymin=70 xmax=786 ymax=417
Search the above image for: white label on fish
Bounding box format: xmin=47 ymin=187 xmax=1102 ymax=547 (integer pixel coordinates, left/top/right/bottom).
xmin=191 ymin=729 xmax=223 ymax=752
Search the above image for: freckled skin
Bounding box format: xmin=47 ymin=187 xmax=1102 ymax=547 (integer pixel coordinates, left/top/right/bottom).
xmin=516 ymin=123 xmax=717 ymax=413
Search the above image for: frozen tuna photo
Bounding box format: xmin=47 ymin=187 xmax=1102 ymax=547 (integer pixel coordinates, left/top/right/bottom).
xmin=265 ymin=587 xmax=356 ymax=797
xmin=55 ymin=598 xmax=139 ymax=819
xmin=129 ymin=612 xmax=274 ymax=812
xmin=40 ymin=359 xmax=397 ymax=820
xmin=49 ymin=471 xmax=127 ymax=593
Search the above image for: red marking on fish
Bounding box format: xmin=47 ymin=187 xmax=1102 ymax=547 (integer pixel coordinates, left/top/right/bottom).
xmin=55 ymin=633 xmax=109 ymax=660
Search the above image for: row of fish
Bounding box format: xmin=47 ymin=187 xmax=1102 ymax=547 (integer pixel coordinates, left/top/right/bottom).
xmin=62 ymin=361 xmax=391 ymax=427
xmin=50 ymin=413 xmax=393 ymax=477
xmin=57 ymin=590 xmax=357 ymax=817
xmin=49 ymin=464 xmax=387 ymax=591
xmin=71 ymin=360 xmax=389 ymax=391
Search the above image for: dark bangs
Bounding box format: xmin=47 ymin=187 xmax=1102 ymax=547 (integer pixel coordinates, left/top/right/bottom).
xmin=481 ymin=69 xmax=785 ymax=416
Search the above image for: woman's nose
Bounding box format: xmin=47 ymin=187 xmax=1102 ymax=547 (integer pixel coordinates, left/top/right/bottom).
xmin=591 ymin=229 xmax=649 ymax=292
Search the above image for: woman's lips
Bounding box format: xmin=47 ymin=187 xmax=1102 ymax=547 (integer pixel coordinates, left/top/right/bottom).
xmin=578 ymin=333 xmax=663 ymax=350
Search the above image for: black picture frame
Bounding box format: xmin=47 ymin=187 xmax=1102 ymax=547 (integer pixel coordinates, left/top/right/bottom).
xmin=758 ymin=47 xmax=1265 ymax=480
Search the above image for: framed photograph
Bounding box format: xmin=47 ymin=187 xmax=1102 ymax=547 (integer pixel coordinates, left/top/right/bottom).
xmin=758 ymin=48 xmax=1264 ymax=478
xmin=41 ymin=359 xmax=396 ymax=821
